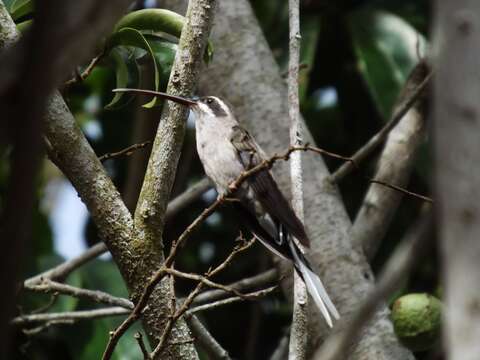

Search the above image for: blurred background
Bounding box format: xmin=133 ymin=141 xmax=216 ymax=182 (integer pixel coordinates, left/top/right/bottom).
xmin=3 ymin=0 xmax=434 ymax=359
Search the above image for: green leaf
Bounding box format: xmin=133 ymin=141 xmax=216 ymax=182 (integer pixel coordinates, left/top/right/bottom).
xmin=113 ymin=9 xmax=213 ymax=63
xmin=9 ymin=0 xmax=33 ymax=21
xmin=106 ymin=27 xmax=160 ymax=108
xmin=105 ymin=48 xmax=136 ymax=109
xmin=145 ymin=35 xmax=177 ymax=80
xmin=16 ymin=18 xmax=32 ymax=33
xmin=114 ymin=8 xmax=185 ymax=37
xmin=103 ymin=9 xmax=214 ymax=110
xmin=348 ymin=9 xmax=426 ymax=119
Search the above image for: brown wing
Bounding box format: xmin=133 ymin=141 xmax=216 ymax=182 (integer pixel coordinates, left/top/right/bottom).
xmin=229 ymin=125 xmax=310 ymax=247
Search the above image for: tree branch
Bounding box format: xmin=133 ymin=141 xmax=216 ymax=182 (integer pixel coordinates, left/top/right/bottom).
xmin=12 ymin=307 xmax=129 ymax=326
xmin=187 ymin=286 xmax=277 ymax=315
xmin=193 ymin=268 xmax=278 ymax=305
xmin=351 ymin=61 xmax=430 ymax=259
xmin=331 ymin=68 xmax=432 ymax=183
xmin=64 ymin=51 xmax=105 ymax=87
xmin=98 ymin=141 xmax=151 ymax=162
xmin=24 ymin=279 xmax=134 ymax=309
xmin=287 ymin=0 xmax=308 ymax=358
xmin=133 ymin=0 xmax=216 ymax=243
xmin=134 ymin=332 xmax=151 ymax=360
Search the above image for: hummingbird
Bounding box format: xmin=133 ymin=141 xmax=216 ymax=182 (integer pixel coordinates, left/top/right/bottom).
xmin=113 ymin=88 xmax=340 ymax=327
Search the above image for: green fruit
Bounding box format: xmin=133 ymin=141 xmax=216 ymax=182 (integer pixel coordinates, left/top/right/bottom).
xmin=391 ymin=293 xmax=442 ymax=352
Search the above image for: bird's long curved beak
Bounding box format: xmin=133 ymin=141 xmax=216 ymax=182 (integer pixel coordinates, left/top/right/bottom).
xmin=113 ymin=88 xmax=197 ymax=106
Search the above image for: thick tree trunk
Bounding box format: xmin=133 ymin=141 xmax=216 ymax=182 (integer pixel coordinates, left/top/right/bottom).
xmin=433 ymin=1 xmax=480 ymax=359
xmin=352 ymin=62 xmax=429 ymax=259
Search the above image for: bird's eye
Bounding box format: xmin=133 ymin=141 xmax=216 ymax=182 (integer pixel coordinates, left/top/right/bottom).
xmin=206 ymin=98 xmax=213 ymax=104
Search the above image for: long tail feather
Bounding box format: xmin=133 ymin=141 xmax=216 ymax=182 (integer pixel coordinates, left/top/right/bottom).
xmin=234 ymin=203 xmax=340 ymax=326
xmin=289 ymin=242 xmax=340 ymax=327
xmin=308 ymin=266 xmax=340 ymax=320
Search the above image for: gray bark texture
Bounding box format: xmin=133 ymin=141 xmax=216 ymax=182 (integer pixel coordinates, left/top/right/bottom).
xmin=130 ymin=0 xmax=217 ymax=357
xmin=352 ymin=62 xmax=429 ymax=259
xmin=433 ymin=1 xmax=480 ymax=359
xmin=159 ymin=0 xmax=413 ymax=358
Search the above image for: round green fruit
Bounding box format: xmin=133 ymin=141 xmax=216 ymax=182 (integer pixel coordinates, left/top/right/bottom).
xmin=391 ymin=293 xmax=442 ymax=352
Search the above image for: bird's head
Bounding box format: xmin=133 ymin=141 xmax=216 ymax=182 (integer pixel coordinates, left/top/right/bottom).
xmin=194 ymin=96 xmax=230 ymax=117
xmin=112 ymin=88 xmax=231 ymax=118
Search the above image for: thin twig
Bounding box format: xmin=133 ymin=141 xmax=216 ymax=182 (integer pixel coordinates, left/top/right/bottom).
xmin=99 ymin=141 xmax=151 ymax=162
xmin=24 ymin=279 xmax=134 ymax=309
xmin=193 ymin=268 xmax=278 ymax=305
xmin=64 ymin=52 xmax=105 ymax=87
xmin=331 ymin=70 xmax=432 ymax=182
xmin=352 ymin=61 xmax=431 ymax=259
xmin=12 ymin=307 xmax=129 ymax=326
xmin=164 ymin=267 xmax=264 ymax=301
xmin=135 ymin=332 xmax=151 ymax=359
xmin=187 ymin=286 xmax=277 ymax=315
xmin=369 ymin=179 xmax=433 ymax=203
xmin=22 ymin=319 xmax=75 ymax=336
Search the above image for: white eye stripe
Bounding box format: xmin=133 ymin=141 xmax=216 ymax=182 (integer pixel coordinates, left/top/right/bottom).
xmin=211 ymin=97 xmax=230 ymax=115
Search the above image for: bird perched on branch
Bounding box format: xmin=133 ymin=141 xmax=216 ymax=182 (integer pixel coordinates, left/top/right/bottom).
xmin=113 ymin=88 xmax=340 ymax=327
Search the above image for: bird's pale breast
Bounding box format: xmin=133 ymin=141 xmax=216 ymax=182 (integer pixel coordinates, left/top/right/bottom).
xmin=195 ymin=116 xmax=244 ymax=194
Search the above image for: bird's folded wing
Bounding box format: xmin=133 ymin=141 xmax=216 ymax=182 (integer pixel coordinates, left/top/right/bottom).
xmin=229 ymin=125 xmax=310 ymax=247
